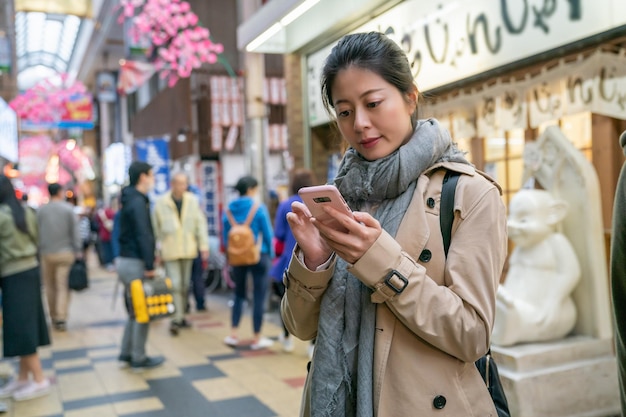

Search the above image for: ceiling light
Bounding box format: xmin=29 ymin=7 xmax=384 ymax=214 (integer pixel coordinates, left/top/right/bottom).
xmin=245 ymin=22 xmax=282 ymax=52
xmin=279 ymin=0 xmax=321 ymax=26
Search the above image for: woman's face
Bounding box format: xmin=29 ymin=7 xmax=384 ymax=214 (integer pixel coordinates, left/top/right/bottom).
xmin=330 ymin=66 xmax=416 ymax=161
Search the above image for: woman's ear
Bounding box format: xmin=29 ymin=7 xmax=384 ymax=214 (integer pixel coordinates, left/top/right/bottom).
xmin=406 ymin=89 xmax=418 ymax=113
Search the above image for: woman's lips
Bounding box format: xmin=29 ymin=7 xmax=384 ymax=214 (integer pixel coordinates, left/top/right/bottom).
xmin=360 ymin=137 xmax=381 ymax=149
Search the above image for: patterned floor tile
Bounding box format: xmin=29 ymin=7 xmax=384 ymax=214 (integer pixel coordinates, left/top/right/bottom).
xmin=179 ymin=363 xmax=225 ymax=381
xmin=112 ymin=397 xmax=164 ymax=415
xmin=211 ymin=396 xmax=277 ymax=417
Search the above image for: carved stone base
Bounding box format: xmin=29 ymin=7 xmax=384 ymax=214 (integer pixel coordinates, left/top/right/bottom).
xmin=492 ymin=336 xmax=620 ymax=417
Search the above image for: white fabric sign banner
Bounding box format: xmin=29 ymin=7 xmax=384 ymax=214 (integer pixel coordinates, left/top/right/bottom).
xmin=590 ymin=51 xmax=626 ymax=120
xmin=527 ymin=78 xmax=565 ymax=128
xmin=476 ymin=93 xmax=501 ymax=138
xmin=498 ymin=81 xmax=529 ymax=131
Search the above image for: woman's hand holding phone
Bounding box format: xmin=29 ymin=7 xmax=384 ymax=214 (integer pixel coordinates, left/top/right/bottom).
xmin=286 ymin=201 xmax=334 ymax=270
xmin=290 ymin=185 xmax=382 ymax=266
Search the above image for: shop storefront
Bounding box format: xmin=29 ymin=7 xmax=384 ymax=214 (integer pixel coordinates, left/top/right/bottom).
xmin=241 ymin=0 xmax=626 ymax=231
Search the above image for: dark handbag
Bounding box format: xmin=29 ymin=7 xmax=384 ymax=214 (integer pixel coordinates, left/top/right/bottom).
xmin=440 ymin=170 xmax=511 ymax=417
xmin=475 ymin=350 xmax=511 ymax=417
xmin=68 ymin=259 xmax=89 ymax=291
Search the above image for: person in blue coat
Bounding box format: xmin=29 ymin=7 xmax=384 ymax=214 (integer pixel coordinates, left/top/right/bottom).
xmin=269 ymin=169 xmax=317 ymax=352
xmin=222 ymin=175 xmax=274 ymax=350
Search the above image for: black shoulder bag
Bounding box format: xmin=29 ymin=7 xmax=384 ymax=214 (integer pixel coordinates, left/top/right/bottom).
xmin=440 ymin=170 xmax=510 ymax=417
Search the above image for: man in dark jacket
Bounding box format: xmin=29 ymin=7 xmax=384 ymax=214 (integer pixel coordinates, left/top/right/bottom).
xmin=117 ymin=161 xmax=164 ymax=370
xmin=612 ymin=130 xmax=626 ymax=415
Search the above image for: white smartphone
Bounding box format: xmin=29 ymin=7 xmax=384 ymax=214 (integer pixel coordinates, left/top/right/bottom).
xmin=298 ymin=185 xmax=353 ymax=223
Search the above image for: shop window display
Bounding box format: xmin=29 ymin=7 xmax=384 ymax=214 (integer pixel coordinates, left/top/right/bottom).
xmin=538 ymin=113 xmax=592 ymax=161
xmin=484 ymin=129 xmax=524 ymax=206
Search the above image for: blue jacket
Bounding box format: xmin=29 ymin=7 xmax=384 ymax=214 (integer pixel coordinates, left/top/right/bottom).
xmin=222 ymin=197 xmax=274 ymax=259
xmin=269 ymin=195 xmax=300 ymax=281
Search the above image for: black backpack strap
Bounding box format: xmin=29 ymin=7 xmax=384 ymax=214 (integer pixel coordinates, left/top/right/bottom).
xmin=440 ymin=170 xmax=460 ymax=258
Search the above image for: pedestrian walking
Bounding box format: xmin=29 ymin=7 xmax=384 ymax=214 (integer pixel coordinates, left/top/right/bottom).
xmin=222 ymin=176 xmax=275 ymax=350
xmin=37 ymin=183 xmax=82 ymax=331
xmin=152 ymin=172 xmax=209 ymax=335
xmin=117 ymin=161 xmax=164 ymax=370
xmin=0 ymin=175 xmax=51 ymax=401
xmin=95 ymin=203 xmax=116 ymax=270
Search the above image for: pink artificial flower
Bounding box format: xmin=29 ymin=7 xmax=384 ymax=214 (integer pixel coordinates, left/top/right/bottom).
xmin=174 ymin=15 xmax=188 ymax=31
xmin=158 ymin=47 xmax=174 ymax=62
xmin=213 ymin=42 xmax=224 ymax=54
xmin=167 ymin=74 xmax=179 ymax=87
xmin=186 ymin=13 xmax=198 ymax=26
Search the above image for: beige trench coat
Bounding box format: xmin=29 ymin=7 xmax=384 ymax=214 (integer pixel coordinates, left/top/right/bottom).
xmin=281 ymin=162 xmax=507 ymax=417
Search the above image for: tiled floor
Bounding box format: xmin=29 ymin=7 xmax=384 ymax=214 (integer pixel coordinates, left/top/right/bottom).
xmin=0 ymin=261 xmax=310 ymax=417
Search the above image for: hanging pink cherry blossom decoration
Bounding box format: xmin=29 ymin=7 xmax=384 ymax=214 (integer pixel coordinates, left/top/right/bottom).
xmin=9 ymin=74 xmax=90 ymax=125
xmin=118 ymin=0 xmax=225 ymax=87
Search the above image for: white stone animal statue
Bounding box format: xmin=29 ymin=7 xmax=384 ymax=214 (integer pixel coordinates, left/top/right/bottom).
xmin=492 ymin=189 xmax=581 ymax=346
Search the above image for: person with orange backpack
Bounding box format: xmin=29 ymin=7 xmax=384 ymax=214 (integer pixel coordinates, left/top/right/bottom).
xmin=222 ymin=175 xmax=274 ymax=350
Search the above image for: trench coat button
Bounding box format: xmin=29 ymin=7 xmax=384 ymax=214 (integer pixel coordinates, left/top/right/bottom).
xmin=419 ymin=249 xmax=432 ymax=262
xmin=433 ymin=395 xmax=447 ymax=409
xmin=427 ymin=197 xmax=435 ymax=208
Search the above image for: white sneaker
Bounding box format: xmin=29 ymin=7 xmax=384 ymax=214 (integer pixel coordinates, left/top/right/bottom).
xmin=13 ymin=378 xmax=51 ymax=401
xmin=251 ymin=337 xmax=274 ymax=350
xmin=223 ymin=335 xmax=239 ymax=347
xmin=279 ymin=334 xmax=295 ymax=353
xmin=0 ymin=378 xmax=28 ymax=399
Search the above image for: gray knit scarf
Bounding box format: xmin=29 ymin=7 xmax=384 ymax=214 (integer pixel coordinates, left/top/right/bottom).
xmin=309 ymin=119 xmax=469 ymax=417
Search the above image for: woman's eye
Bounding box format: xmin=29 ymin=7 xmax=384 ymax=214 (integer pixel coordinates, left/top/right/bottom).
xmin=337 ymin=110 xmax=351 ymax=118
xmin=367 ymin=101 xmax=381 ymax=108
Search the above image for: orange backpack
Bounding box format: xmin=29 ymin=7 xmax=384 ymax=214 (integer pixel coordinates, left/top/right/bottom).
xmin=225 ymin=203 xmax=260 ymax=266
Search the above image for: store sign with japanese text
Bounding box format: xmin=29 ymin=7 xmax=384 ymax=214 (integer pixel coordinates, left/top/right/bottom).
xmin=134 ymin=137 xmax=170 ymax=200
xmin=307 ymin=0 xmax=626 ymax=126
xmin=20 ymin=93 xmax=94 ymax=130
xmin=58 ymin=93 xmax=94 ymax=128
xmin=426 ymin=49 xmax=626 ymax=136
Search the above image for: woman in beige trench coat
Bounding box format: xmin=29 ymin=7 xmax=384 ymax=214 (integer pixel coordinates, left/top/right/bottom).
xmin=281 ymin=31 xmax=508 ymax=417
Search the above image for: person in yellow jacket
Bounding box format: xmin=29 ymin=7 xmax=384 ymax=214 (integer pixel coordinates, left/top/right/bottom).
xmin=153 ymin=172 xmax=209 ymax=335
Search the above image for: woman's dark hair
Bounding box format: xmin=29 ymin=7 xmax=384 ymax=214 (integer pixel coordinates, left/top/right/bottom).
xmin=0 ymin=175 xmax=28 ymax=234
xmin=290 ymin=169 xmax=317 ymax=195
xmin=235 ymin=175 xmax=258 ymax=196
xmin=321 ymin=31 xmax=419 ymax=127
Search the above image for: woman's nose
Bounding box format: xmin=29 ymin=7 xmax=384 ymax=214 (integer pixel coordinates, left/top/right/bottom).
xmin=353 ymin=108 xmax=370 ymax=131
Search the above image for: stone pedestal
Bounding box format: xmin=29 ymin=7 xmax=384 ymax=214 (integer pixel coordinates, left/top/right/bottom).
xmin=492 ymin=336 xmax=620 ymax=417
